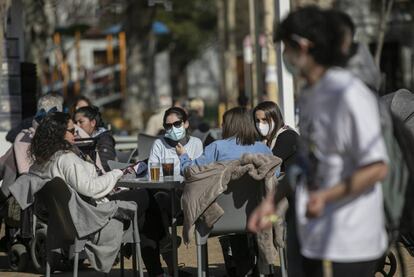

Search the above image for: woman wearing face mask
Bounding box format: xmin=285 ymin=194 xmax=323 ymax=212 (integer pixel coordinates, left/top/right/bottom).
xmin=74 ymin=105 xmax=116 ymax=173
xmin=248 ymin=7 xmax=388 ymax=277
xmin=253 ymin=102 xmax=302 ymax=276
xmin=253 ymin=101 xmax=298 ymax=173
xmin=148 ymin=107 xmax=203 ymax=176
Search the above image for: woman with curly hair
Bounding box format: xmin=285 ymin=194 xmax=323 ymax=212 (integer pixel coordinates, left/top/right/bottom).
xmin=30 ymin=112 xmax=170 ymax=277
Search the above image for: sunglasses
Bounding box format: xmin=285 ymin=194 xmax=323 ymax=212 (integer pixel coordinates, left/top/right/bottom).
xmin=66 ymin=128 xmax=76 ymax=135
xmin=164 ymin=120 xmax=183 ymax=130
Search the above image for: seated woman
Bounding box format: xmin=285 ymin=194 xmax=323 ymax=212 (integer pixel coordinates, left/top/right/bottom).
xmin=177 ymin=106 xmax=273 ymax=171
xmin=148 ymin=107 xmax=203 ymax=176
xmin=253 ymin=101 xmax=298 ymax=172
xmin=29 ymin=112 xmax=169 ymax=277
xmin=253 ymin=101 xmax=301 ymax=276
xmin=74 ymin=106 xmax=116 ymax=172
xmin=176 ymin=107 xmax=274 ymax=276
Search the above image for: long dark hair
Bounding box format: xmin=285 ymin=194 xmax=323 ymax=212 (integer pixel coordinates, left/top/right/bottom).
xmin=74 ymin=105 xmax=104 ymax=129
xmin=30 ymin=112 xmax=73 ymax=164
xmin=253 ymin=101 xmax=284 ymax=147
xmin=222 ymin=107 xmax=257 ymax=145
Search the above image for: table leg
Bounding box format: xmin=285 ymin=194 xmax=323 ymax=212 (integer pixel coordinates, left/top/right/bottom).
xmin=171 ymin=188 xmax=178 ymax=277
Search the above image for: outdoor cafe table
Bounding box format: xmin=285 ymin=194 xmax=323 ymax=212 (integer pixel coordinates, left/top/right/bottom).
xmin=116 ymin=176 xmax=184 ymax=277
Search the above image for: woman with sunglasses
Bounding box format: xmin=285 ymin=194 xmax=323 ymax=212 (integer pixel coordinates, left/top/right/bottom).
xmin=148 ymin=107 xmax=203 ymax=177
xmin=30 ymin=112 xmax=170 ymax=277
xmin=74 ymin=105 xmax=116 ymax=172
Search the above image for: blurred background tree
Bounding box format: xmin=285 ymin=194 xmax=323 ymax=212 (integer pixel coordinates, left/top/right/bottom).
xmin=155 ymin=1 xmax=217 ymax=99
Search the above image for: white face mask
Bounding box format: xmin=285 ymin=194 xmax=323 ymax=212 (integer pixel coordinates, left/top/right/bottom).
xmin=256 ymin=121 xmax=273 ymax=137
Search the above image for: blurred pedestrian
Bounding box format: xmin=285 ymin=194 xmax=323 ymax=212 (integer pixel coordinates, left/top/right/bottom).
xmin=187 ymin=98 xmax=215 ymax=146
xmin=69 ymin=95 xmax=92 ymax=116
xmin=249 ymin=6 xmax=388 ymax=277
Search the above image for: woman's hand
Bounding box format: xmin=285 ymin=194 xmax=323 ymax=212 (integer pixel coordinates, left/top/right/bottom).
xmin=306 ymin=190 xmax=327 ymax=218
xmin=248 ymin=193 xmax=276 ymax=233
xmin=176 ymin=143 xmax=186 ymax=156
xmin=121 ymin=165 xmax=135 ymax=175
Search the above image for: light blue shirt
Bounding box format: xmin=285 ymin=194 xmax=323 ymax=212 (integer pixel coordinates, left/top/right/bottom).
xmin=179 ymin=138 xmax=275 ymax=175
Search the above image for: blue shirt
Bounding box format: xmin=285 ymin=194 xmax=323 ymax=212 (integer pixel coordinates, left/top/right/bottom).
xmin=179 ymin=138 xmax=273 ymax=175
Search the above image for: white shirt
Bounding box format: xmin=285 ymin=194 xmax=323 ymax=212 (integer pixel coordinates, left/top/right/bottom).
xmin=296 ymin=68 xmax=388 ymax=262
xmin=149 ymin=136 xmax=203 ymax=176
xmin=30 ymin=151 xmax=123 ymax=200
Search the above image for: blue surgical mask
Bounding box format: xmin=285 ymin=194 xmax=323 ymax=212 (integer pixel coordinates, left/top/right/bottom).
xmin=282 ymin=53 xmax=300 ymax=76
xmin=165 ymin=126 xmax=186 ymax=141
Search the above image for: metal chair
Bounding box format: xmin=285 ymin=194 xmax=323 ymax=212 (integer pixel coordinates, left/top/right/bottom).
xmin=36 ymin=177 xmax=143 ymax=277
xmin=116 ymin=148 xmax=138 ymax=163
xmin=195 ymin=174 xmax=287 ymax=277
xmin=137 ymin=133 xmax=158 ymax=161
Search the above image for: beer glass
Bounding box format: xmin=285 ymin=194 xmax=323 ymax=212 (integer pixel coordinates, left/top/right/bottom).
xmin=149 ymin=162 xmax=161 ymax=181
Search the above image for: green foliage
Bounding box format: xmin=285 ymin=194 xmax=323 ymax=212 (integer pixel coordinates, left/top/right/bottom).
xmin=155 ymin=0 xmax=217 ymax=67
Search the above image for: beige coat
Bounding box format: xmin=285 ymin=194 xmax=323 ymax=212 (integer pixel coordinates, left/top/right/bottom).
xmin=182 ymin=153 xmax=288 ymax=265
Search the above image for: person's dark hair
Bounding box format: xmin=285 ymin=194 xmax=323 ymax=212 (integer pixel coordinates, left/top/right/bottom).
xmin=327 ymin=9 xmax=357 ymax=66
xmin=70 ymin=95 xmax=92 ymax=115
xmin=30 ymin=112 xmax=72 ymax=164
xmin=274 ymin=6 xmax=345 ymax=67
xmin=222 ymin=107 xmax=257 ymax=145
xmin=253 ymin=101 xmax=284 ymax=147
xmin=74 ymin=105 xmax=104 ymax=129
xmin=163 ymin=107 xmax=188 ymax=126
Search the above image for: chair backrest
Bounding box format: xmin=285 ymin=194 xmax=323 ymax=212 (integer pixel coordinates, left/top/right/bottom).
xmin=137 ymin=133 xmax=158 ymax=161
xmin=201 ymin=174 xmax=266 ymax=236
xmin=116 ymin=148 xmax=137 ymax=163
xmin=36 ymin=177 xmax=77 ymax=242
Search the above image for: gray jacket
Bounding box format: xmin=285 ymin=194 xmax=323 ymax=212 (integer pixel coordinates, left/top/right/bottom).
xmin=10 ymin=173 xmax=135 ymax=273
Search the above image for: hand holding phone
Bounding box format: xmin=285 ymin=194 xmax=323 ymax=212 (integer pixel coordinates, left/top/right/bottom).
xmin=121 ymin=161 xmax=142 ymax=175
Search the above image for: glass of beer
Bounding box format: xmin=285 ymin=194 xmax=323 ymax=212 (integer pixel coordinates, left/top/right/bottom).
xmin=149 ymin=162 xmax=161 ymax=181
xmin=162 ymin=158 xmax=174 ymax=180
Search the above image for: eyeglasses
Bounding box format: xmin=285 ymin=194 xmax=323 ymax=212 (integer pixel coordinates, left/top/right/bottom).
xmin=66 ymin=128 xmax=76 ymax=135
xmin=164 ymin=120 xmax=183 ymax=130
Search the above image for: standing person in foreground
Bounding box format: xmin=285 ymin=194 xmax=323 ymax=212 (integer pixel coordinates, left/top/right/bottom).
xmin=248 ymin=6 xmax=388 ymax=277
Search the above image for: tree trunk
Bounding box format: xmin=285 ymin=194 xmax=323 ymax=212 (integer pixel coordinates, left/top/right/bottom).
xmin=225 ymin=0 xmax=239 ymax=108
xmin=123 ymin=1 xmax=155 ymax=131
xmin=375 ymin=0 xmax=394 ymax=67
xmin=169 ymin=56 xmax=187 ymax=100
xmin=0 ymin=0 xmax=12 ymax=69
xmin=22 ymin=0 xmax=56 ymax=91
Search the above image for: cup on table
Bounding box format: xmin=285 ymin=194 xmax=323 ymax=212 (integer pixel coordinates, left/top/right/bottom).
xmin=149 ymin=162 xmax=161 ymax=181
xmin=162 ymin=158 xmax=174 ymax=180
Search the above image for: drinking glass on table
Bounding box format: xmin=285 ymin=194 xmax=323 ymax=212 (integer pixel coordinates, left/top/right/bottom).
xmin=149 ymin=162 xmax=161 ymax=181
xmin=162 ymin=158 xmax=174 ymax=180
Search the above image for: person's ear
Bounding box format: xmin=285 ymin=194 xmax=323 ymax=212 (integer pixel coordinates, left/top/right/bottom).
xmin=184 ymin=120 xmax=189 ymax=129
xmin=91 ymin=119 xmax=97 ymax=129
